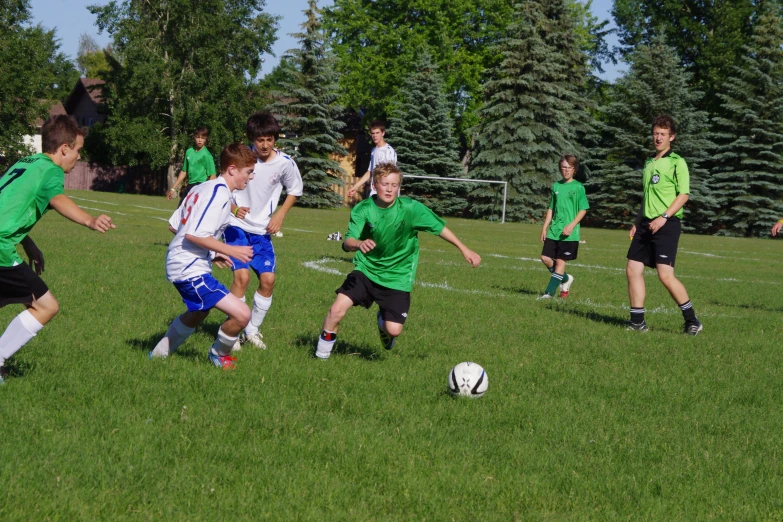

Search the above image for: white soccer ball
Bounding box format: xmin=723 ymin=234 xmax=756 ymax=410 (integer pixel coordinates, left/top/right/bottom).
xmin=448 ymin=362 xmax=488 ymax=398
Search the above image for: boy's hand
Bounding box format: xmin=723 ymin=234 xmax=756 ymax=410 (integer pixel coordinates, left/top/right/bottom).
xmin=88 ymin=215 xmax=116 ymax=233
xmin=561 ymin=224 xmax=574 ymax=237
xmin=629 ymin=225 xmax=636 ymax=239
xmin=213 ymin=253 xmax=234 ymax=269
xmin=540 ymin=229 xmax=547 ymax=243
xmin=648 ymin=216 xmax=667 ymax=234
xmin=266 ymin=213 xmax=284 ymax=234
xmin=23 ymin=243 xmax=45 ymax=275
xmin=347 ymin=186 xmax=358 ymax=198
xmin=772 ymin=221 xmax=783 ymax=237
xmin=358 ymin=239 xmax=376 ymax=254
xmin=230 ymin=245 xmax=254 ymax=264
xmin=462 ymin=248 xmax=481 ymax=268
xmin=235 ymin=206 xmax=250 ymax=219
xmin=166 ymin=188 xmax=176 ymax=200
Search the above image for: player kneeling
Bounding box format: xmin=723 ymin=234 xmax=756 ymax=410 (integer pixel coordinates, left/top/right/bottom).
xmin=151 ymin=144 xmax=256 ymax=369
xmin=315 ymin=162 xmax=481 ymax=360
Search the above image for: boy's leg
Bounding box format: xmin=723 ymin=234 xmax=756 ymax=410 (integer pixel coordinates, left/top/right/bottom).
xmin=656 ymin=264 xmax=701 ymax=334
xmin=626 ymin=259 xmax=647 ymax=329
xmin=316 ymin=293 xmax=354 ymax=359
xmin=0 ymin=291 xmax=58 ymax=370
xmin=544 ymin=258 xmax=567 ymax=296
xmin=243 ymin=235 xmax=276 ymax=347
xmin=375 ymin=286 xmax=410 ymax=351
xmin=209 ymin=293 xmax=251 ymax=368
xmin=150 ymin=310 xmax=207 ymax=358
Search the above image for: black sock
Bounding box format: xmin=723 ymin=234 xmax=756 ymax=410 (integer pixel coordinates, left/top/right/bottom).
xmin=630 ymin=308 xmax=645 ymax=324
xmin=679 ymin=301 xmax=697 ymax=322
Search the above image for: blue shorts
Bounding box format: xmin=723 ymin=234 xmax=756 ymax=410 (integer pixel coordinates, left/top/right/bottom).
xmin=173 ymin=274 xmax=229 ymax=312
xmin=223 ymin=226 xmax=276 ymax=275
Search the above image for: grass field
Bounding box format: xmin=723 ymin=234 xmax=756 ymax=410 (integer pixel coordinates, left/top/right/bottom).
xmin=1 ymin=189 xmax=783 ymax=520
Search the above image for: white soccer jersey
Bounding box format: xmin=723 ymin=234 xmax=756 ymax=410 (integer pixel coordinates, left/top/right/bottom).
xmin=166 ymin=177 xmax=232 ymax=282
xmin=368 ymin=143 xmax=397 ymax=196
xmin=228 ymin=150 xmax=304 ymax=234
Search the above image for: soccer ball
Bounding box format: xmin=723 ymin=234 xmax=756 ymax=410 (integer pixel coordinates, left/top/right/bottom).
xmin=448 ymin=362 xmax=488 ymax=398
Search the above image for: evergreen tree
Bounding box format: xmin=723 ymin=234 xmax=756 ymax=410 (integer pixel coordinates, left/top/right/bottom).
xmin=387 ymin=51 xmax=467 ymax=215
xmin=712 ymin=2 xmax=783 ymax=237
xmin=588 ymin=34 xmax=716 ymax=231
xmin=468 ymin=0 xmax=594 ymax=222
xmin=272 ymin=0 xmax=347 ymax=208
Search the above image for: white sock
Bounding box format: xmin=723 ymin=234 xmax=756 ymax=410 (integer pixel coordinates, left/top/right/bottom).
xmin=245 ymin=293 xmax=272 ymax=337
xmin=211 ymin=327 xmax=237 ymax=357
xmin=151 ymin=315 xmax=195 ymax=358
xmin=315 ymin=330 xmax=337 ymax=359
xmin=0 ymin=310 xmax=44 ymax=365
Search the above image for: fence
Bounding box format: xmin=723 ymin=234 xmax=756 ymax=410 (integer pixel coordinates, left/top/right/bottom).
xmin=65 ymin=162 xmax=168 ymax=196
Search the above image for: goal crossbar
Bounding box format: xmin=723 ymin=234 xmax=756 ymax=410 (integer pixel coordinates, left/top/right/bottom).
xmin=401 ymin=174 xmax=508 ymax=224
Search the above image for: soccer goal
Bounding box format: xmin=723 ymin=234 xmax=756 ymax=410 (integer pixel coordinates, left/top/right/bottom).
xmin=402 ymin=174 xmax=509 ymax=224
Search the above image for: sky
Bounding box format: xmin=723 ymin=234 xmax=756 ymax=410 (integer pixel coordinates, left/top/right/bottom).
xmin=29 ymin=0 xmax=623 ymax=81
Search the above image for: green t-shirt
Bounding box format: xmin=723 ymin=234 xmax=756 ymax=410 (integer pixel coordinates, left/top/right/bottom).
xmin=182 ymin=147 xmax=216 ymax=184
xmin=546 ymin=179 xmax=589 ymax=242
xmin=0 ymin=154 xmax=65 ymax=267
xmin=642 ymin=150 xmax=689 ymax=219
xmin=346 ymin=196 xmax=446 ymax=292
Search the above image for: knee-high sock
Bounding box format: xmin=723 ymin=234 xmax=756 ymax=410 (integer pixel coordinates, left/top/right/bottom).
xmin=0 ymin=311 xmax=44 ymax=366
xmin=316 ymin=330 xmax=337 ymax=359
xmin=211 ymin=327 xmax=237 ymax=357
xmin=245 ymin=293 xmax=272 ymax=336
xmin=545 ymin=272 xmax=564 ymax=296
xmin=151 ymin=315 xmax=195 ymax=358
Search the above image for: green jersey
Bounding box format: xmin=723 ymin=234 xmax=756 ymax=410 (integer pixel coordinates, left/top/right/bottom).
xmin=546 ymin=179 xmax=589 ymax=242
xmin=346 ymin=196 xmax=446 ymax=292
xmin=182 ymin=147 xmax=216 ymax=184
xmin=0 ymin=154 xmax=65 ymax=267
xmin=642 ymin=150 xmax=689 ymax=219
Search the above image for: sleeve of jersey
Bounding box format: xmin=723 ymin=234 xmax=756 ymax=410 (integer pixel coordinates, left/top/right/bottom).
xmin=548 ymin=187 xmax=555 ymax=210
xmin=207 ymin=152 xmax=216 ymax=175
xmin=181 ymin=153 xmax=190 ymax=174
xmin=168 ymin=207 xmax=183 ymax=230
xmin=676 ymin=157 xmax=690 ymax=195
xmin=345 ymin=206 xmax=366 ymax=240
xmin=188 ymin=186 xmax=230 ymax=238
xmin=282 ymin=159 xmax=304 ymax=197
xmin=411 ymin=201 xmax=446 ymax=234
xmin=38 ymin=165 xmax=65 ymax=214
xmin=381 ymin=147 xmax=397 ymax=165
xmin=578 ymin=184 xmax=590 ymax=210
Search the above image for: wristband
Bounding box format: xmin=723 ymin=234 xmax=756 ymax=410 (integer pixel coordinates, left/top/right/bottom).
xmin=233 ymin=207 xmax=239 ymax=216
xmin=778 ymin=219 xmax=783 ymax=224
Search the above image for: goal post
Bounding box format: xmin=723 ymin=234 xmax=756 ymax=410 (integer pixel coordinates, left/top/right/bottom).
xmin=401 ymin=174 xmax=509 ymax=224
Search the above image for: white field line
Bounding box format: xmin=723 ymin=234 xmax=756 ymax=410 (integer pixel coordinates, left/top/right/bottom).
xmin=78 ymin=206 xmax=127 ymax=215
xmin=300 ymin=257 xmax=731 ymax=317
xmin=71 ymin=196 xmax=172 ymax=213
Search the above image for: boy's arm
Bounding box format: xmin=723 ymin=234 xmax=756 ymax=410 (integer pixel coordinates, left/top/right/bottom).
xmin=347 ymin=171 xmax=371 ymax=197
xmin=20 ymin=236 xmax=44 ymax=274
xmin=343 ymin=237 xmax=376 ymax=254
xmin=439 ymin=227 xmax=481 ymax=268
xmin=649 ymin=194 xmax=689 ymax=234
xmin=541 ymin=209 xmax=553 ymax=242
xmin=168 ymin=170 xmax=188 ymax=199
xmin=184 ymin=234 xmax=253 ymax=263
xmin=49 ymin=195 xmax=115 ymax=232
xmin=267 ymin=194 xmax=297 ymax=234
xmin=561 ymin=210 xmax=587 ymax=238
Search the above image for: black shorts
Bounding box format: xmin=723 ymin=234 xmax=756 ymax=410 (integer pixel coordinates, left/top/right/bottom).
xmin=336 ymin=271 xmax=410 ymax=324
xmin=541 ymin=239 xmax=579 ymax=261
xmin=0 ymin=263 xmax=49 ymax=308
xmin=179 ymin=182 xmax=202 ymax=206
xmin=627 ymin=217 xmax=681 ymax=268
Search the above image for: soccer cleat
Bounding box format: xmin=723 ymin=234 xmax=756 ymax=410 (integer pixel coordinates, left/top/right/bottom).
xmin=536 ymin=294 xmax=553 ymax=300
xmin=377 ymin=311 xmax=396 ymax=350
xmin=208 ymin=351 xmax=237 ymax=370
xmin=626 ymin=321 xmax=649 ymax=332
xmin=559 ymin=274 xmax=575 ymax=298
xmin=683 ymin=319 xmax=703 ymax=336
xmin=243 ymin=332 xmax=267 ymax=350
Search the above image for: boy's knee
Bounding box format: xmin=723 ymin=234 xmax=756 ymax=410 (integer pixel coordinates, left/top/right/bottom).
xmin=385 ymin=322 xmax=403 ymax=337
xmin=235 ymin=307 xmax=251 ymax=327
xmin=233 ymin=270 xmax=251 ymax=289
xmin=540 ymin=255 xmax=552 ymax=264
xmin=259 ymin=273 xmax=275 ymax=296
xmin=555 ymin=259 xmax=567 ymax=270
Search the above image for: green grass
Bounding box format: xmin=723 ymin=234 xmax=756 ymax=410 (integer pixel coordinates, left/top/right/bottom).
xmin=1 ymin=189 xmax=782 ymax=520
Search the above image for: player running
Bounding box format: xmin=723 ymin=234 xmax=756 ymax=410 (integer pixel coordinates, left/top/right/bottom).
xmin=626 ymin=115 xmax=703 ymax=335
xmin=0 ymin=115 xmax=115 ymax=383
xmin=347 ymin=120 xmax=397 ymax=199
xmin=150 ymin=144 xmax=256 ymax=369
xmin=315 ymin=162 xmax=481 ymax=360
xmin=537 ymin=155 xmax=589 ymax=299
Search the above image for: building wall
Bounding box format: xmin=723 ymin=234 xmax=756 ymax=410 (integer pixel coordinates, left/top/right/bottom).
xmin=71 ymin=96 xmax=105 ymax=127
xmin=329 ymin=137 xmax=365 ymax=207
xmin=65 ymin=161 xmax=167 ymax=195
xmin=22 ymin=134 xmax=42 ymax=154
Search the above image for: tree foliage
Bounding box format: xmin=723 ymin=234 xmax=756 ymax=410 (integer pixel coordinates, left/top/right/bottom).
xmin=468 ymin=0 xmax=594 ymax=222
xmin=271 ymin=0 xmax=347 ymax=208
xmin=387 ymin=51 xmax=468 ymax=215
xmin=711 ymin=2 xmax=783 ymax=237
xmin=76 ymin=33 xmax=110 ymax=79
xmin=587 ymin=34 xmax=715 ymax=231
xmin=0 ymin=0 xmax=79 ymax=164
xmin=87 ymin=0 xmax=278 ymax=182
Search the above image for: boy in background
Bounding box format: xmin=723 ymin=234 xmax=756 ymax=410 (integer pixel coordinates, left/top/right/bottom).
xmin=167 ymin=127 xmax=217 ymax=205
xmin=347 ymin=120 xmax=397 ymax=199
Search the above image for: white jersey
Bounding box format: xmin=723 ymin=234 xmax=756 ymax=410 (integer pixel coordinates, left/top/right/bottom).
xmin=165 ymin=177 xmax=232 ymax=282
xmin=228 ymin=150 xmax=303 ymax=235
xmin=368 ymin=143 xmax=397 ymax=196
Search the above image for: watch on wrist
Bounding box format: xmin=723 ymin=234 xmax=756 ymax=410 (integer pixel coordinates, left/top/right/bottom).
xmin=661 ymin=212 xmax=669 ymax=220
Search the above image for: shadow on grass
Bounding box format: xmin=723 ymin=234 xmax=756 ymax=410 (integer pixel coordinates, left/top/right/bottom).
xmin=321 ymin=255 xmax=354 ymax=265
xmin=3 ymin=359 xmax=35 ymax=379
xmin=126 ymin=330 xmax=201 ymax=361
xmin=293 ymin=333 xmax=380 ymax=361
xmin=493 ymin=285 xmax=540 ymax=296
xmin=558 ymin=308 xmax=630 ymax=328
xmin=707 ymin=299 xmax=783 ymax=313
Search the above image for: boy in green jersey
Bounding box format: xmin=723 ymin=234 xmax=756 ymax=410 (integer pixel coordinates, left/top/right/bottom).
xmin=538 ymin=155 xmax=589 ymax=299
xmin=315 ymin=162 xmax=481 ymax=359
xmin=0 ymin=115 xmax=115 ymax=383
xmin=626 ymin=115 xmax=702 ymax=335
xmin=167 ymin=127 xmax=217 ymax=205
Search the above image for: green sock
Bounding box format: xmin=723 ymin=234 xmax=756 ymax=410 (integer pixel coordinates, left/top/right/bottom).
xmin=545 ymin=272 xmax=564 ymax=295
xmin=548 ymin=266 xmax=555 ymax=274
